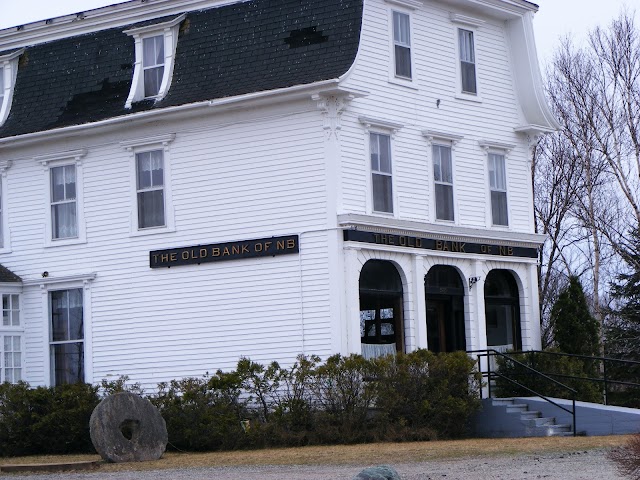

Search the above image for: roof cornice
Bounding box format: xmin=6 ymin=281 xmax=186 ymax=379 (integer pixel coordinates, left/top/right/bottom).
xmin=0 ymin=0 xmax=247 ymax=51
xmin=0 ymin=79 xmax=348 ymax=149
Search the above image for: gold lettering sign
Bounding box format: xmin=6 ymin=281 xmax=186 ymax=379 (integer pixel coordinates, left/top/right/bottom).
xmin=150 ymin=235 xmax=300 ymax=268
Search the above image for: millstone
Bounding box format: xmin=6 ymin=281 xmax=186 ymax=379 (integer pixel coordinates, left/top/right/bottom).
xmin=90 ymin=392 xmax=167 ymax=463
xmin=352 ymin=465 xmax=402 ymax=480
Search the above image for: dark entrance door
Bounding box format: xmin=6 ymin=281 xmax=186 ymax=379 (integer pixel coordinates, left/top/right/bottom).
xmin=425 ymin=265 xmax=466 ymax=353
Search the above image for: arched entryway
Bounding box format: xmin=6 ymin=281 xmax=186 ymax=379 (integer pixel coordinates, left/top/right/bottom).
xmin=484 ymin=270 xmax=522 ymax=352
xmin=359 ymin=260 xmax=404 ymax=359
xmin=425 ymin=265 xmax=466 ymax=353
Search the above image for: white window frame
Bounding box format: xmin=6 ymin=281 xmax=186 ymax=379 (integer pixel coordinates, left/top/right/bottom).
xmin=360 ymin=116 xmax=403 ymax=217
xmin=0 ymin=49 xmax=23 ymax=127
xmin=24 ymin=273 xmax=95 ymax=387
xmin=451 ymin=14 xmax=484 ymax=102
xmin=120 ymin=134 xmax=176 ymax=236
xmin=0 ymin=285 xmax=23 ymax=384
xmin=423 ymin=130 xmax=463 ymax=223
xmin=479 ymin=140 xmax=514 ymax=228
xmin=36 ymin=149 xmax=87 ymax=248
xmin=123 ymin=14 xmax=185 ymax=109
xmin=0 ymin=160 xmax=12 ymax=253
xmin=384 ymin=0 xmax=420 ymax=88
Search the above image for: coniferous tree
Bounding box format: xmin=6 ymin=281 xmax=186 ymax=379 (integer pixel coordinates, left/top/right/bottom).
xmin=551 ymin=276 xmax=600 ymax=357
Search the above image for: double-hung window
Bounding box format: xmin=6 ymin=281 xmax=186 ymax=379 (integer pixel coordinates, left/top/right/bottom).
xmin=37 ymin=149 xmax=86 ymax=246
xmin=50 ymin=165 xmax=78 ymax=239
xmin=488 ymin=153 xmax=508 ymax=226
xmin=370 ymin=133 xmax=394 ymax=214
xmin=121 ymin=134 xmax=175 ymax=235
xmin=392 ymin=11 xmax=412 ymax=79
xmin=1 ymin=294 xmax=22 ymax=383
xmin=433 ymin=145 xmax=454 ymax=221
xmin=136 ymin=150 xmax=165 ymax=229
xmin=458 ymin=29 xmax=477 ymax=94
xmin=143 ymin=35 xmax=165 ymax=98
xmin=50 ymin=289 xmax=84 ymax=385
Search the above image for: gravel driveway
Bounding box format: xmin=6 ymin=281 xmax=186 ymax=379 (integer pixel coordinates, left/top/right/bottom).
xmin=0 ymin=449 xmax=624 ymax=480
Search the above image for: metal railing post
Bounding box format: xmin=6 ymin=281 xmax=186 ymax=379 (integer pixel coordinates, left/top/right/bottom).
xmin=603 ymin=359 xmax=608 ymax=406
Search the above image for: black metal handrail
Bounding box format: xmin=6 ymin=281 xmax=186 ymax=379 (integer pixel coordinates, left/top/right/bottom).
xmin=502 ymin=350 xmax=640 ymax=406
xmin=468 ymin=349 xmax=577 ymax=436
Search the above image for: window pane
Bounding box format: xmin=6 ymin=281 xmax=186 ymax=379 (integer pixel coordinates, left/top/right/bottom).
xmin=137 ymin=152 xmax=152 ymax=189
xmin=459 ymin=29 xmax=474 ymax=62
xmin=434 ymin=145 xmax=452 ymax=183
xmin=138 ymin=190 xmax=165 ymax=228
xmin=393 ymin=12 xmax=410 ymax=45
xmin=378 ymin=135 xmax=391 ymax=174
xmin=52 ymin=343 xmax=84 ymax=385
xmin=65 ymin=166 xmax=76 ymax=199
xmin=372 ymin=173 xmax=393 ymax=213
xmin=144 ymin=66 xmax=164 ymax=97
xmin=137 ymin=150 xmax=164 ymax=189
xmin=52 ymin=202 xmax=78 ymax=239
xmin=489 ymin=153 xmax=506 ymax=190
xmin=150 ymin=151 xmax=164 ymax=187
xmin=491 ymin=190 xmax=509 ymax=225
xmin=68 ymin=289 xmax=84 ymax=341
xmin=51 ymin=290 xmax=69 ymax=341
xmin=461 ymin=62 xmax=477 ymax=94
xmin=370 ymin=133 xmax=380 ymax=171
xmin=435 ymin=183 xmax=454 ymax=221
xmin=394 ymin=45 xmax=412 ymax=78
xmin=143 ymin=36 xmax=163 ymax=67
xmin=51 ymin=166 xmax=66 ymax=202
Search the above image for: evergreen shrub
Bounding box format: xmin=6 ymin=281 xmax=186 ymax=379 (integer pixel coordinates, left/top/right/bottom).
xmin=0 ymin=382 xmax=100 ymax=456
xmin=0 ymin=350 xmax=482 ymax=456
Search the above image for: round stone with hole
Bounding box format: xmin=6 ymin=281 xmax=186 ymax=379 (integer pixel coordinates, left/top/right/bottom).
xmin=90 ymin=392 xmax=168 ymax=463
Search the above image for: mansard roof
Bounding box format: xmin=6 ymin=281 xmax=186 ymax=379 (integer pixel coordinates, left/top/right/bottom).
xmin=0 ymin=0 xmax=363 ymax=139
xmin=0 ymin=265 xmax=21 ymax=283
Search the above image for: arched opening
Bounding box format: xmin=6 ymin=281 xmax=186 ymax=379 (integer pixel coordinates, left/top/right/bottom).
xmin=425 ymin=265 xmax=466 ymax=353
xmin=484 ymin=270 xmax=522 ymax=352
xmin=359 ymin=260 xmax=404 ymax=359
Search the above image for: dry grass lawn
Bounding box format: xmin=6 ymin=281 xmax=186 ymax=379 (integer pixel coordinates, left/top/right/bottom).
xmin=0 ymin=436 xmax=631 ymax=473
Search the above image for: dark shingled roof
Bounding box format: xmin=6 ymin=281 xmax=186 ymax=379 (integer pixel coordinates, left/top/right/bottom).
xmin=0 ymin=0 xmax=363 ymax=139
xmin=0 ymin=265 xmax=21 ymax=283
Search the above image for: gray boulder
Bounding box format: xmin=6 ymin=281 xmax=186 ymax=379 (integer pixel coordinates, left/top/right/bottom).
xmin=352 ymin=465 xmax=402 ymax=480
xmin=90 ymin=392 xmax=167 ymax=463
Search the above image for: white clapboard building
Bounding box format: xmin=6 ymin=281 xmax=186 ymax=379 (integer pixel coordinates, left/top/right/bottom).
xmin=0 ymin=0 xmax=557 ymax=388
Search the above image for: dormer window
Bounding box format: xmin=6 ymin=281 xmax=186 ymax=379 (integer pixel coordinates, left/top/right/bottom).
xmin=123 ymin=14 xmax=185 ymax=109
xmin=0 ymin=49 xmax=23 ymax=127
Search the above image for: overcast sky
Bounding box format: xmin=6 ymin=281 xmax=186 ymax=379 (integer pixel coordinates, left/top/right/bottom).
xmin=0 ymin=0 xmax=637 ymax=65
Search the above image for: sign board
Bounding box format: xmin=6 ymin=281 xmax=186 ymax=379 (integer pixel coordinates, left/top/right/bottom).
xmin=150 ymin=235 xmax=299 ymax=268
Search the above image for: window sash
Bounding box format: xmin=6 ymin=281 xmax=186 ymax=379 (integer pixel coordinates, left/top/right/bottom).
xmin=2 ymin=294 xmax=19 ymax=327
xmin=51 ymin=342 xmax=84 ymax=385
xmin=2 ymin=334 xmax=22 ymax=384
xmin=491 ymin=191 xmax=509 ymax=226
xmin=50 ymin=289 xmax=84 ymax=343
xmin=393 ymin=12 xmax=412 ymax=79
xmin=370 ymin=133 xmax=393 ymax=213
xmin=459 ymin=29 xmax=477 ymax=94
xmin=488 ymin=153 xmax=507 ymax=191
